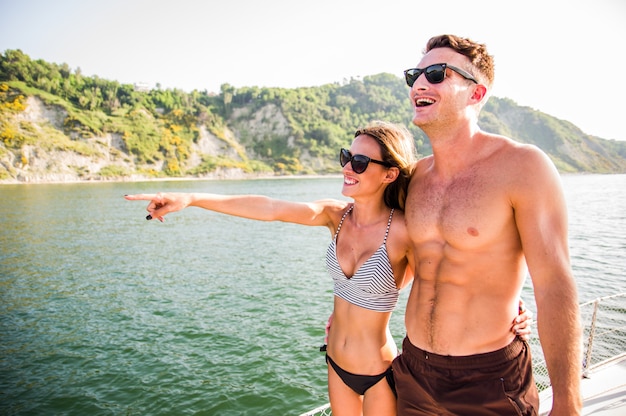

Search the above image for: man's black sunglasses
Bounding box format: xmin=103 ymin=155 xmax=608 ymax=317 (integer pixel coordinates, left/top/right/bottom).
xmin=340 ymin=148 xmax=391 ymax=174
xmin=404 ymin=63 xmax=478 ymax=87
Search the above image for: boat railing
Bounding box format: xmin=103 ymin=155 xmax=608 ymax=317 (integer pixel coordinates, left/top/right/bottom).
xmin=299 ymin=403 xmax=333 ymax=416
xmin=530 ymin=292 xmax=626 ymax=390
xmin=300 ymin=292 xmax=626 ymax=416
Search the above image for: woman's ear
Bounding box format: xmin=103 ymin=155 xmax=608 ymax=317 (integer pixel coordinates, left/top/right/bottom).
xmin=384 ymin=167 xmax=400 ymax=183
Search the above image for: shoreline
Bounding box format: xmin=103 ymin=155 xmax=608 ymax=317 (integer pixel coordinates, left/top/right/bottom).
xmin=0 ymin=171 xmax=618 ymax=187
xmin=0 ymin=173 xmax=344 ymax=186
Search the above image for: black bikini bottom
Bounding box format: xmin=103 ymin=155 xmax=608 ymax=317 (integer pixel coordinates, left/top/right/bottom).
xmin=326 ymin=354 xmax=396 ymax=396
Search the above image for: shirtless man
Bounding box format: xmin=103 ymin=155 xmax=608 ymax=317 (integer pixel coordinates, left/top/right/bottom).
xmin=392 ymin=34 xmax=582 ymax=415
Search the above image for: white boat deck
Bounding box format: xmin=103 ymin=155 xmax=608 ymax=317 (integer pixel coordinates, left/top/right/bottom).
xmin=539 ymin=353 xmax=626 ymax=415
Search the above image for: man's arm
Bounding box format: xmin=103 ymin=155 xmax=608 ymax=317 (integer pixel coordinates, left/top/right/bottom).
xmin=512 ymin=146 xmax=582 ymax=415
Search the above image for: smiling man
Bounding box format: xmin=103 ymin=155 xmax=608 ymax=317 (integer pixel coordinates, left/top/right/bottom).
xmin=393 ymin=34 xmax=583 ymax=416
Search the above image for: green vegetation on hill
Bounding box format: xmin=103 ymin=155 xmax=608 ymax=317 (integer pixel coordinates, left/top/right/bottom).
xmin=1 ymin=49 xmax=624 ymax=182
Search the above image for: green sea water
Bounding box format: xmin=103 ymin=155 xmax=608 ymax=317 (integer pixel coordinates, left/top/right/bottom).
xmin=1 ymin=175 xmax=624 ymax=415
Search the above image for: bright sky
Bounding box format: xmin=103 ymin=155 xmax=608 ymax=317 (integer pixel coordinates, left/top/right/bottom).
xmin=1 ymin=0 xmax=625 ymax=141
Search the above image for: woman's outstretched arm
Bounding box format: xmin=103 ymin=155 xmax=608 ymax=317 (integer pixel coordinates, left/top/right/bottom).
xmin=124 ymin=192 xmax=346 ymax=227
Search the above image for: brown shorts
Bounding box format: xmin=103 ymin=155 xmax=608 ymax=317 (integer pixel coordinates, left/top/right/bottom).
xmin=392 ymin=336 xmax=538 ymax=415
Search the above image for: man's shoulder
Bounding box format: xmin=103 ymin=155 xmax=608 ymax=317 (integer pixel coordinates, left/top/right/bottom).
xmin=486 ymin=135 xmax=562 ymax=196
xmin=414 ymin=155 xmax=433 ymax=171
xmin=488 ymin=133 xmax=542 ymax=151
xmin=488 ymin=134 xmax=552 ymax=167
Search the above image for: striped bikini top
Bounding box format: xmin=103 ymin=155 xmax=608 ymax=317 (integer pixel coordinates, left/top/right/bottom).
xmin=326 ymin=205 xmax=399 ymax=312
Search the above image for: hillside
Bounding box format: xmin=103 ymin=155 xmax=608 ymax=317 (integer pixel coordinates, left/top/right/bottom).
xmin=1 ymin=49 xmax=625 ymax=184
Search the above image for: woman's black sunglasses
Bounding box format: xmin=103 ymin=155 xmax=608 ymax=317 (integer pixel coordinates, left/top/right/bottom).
xmin=340 ymin=148 xmax=391 ymax=174
xmin=404 ymin=63 xmax=478 ymax=87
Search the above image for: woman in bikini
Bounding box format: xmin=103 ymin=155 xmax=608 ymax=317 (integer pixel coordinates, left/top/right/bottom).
xmin=125 ymin=121 xmax=532 ymax=416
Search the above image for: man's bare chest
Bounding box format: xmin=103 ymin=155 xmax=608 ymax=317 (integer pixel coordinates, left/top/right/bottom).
xmin=406 ymin=175 xmax=506 ymax=247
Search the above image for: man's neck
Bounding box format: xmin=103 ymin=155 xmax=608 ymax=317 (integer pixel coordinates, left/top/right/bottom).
xmin=424 ymin=123 xmax=483 ymax=179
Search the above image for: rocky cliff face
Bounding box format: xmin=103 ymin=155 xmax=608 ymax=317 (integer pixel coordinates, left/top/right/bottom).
xmin=0 ymin=97 xmax=277 ymax=184
xmin=1 ymin=96 xmax=120 ymax=183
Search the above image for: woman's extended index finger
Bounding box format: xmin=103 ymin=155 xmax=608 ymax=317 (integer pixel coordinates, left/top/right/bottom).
xmin=124 ymin=194 xmax=158 ymax=201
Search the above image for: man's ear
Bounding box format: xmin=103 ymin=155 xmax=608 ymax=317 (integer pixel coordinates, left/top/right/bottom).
xmin=470 ymin=84 xmax=488 ymax=103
